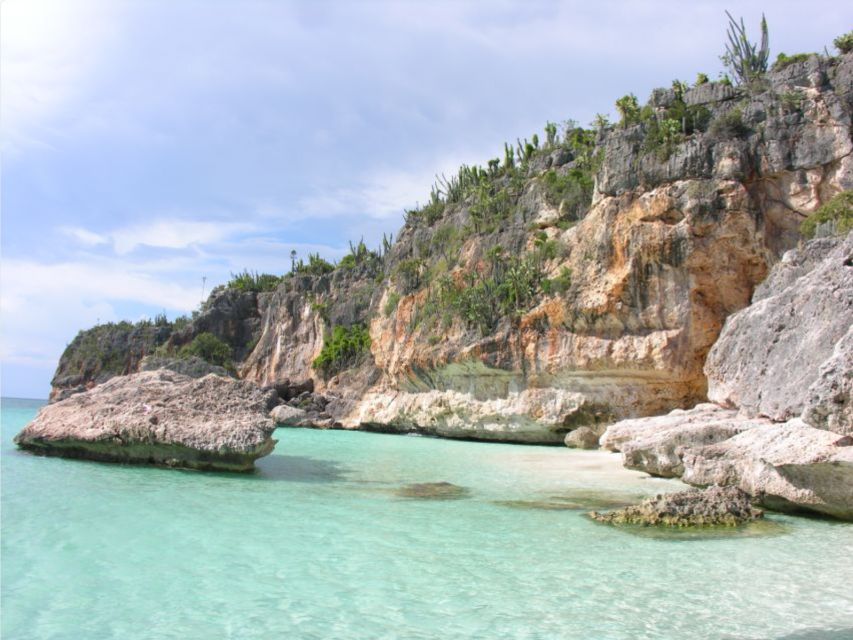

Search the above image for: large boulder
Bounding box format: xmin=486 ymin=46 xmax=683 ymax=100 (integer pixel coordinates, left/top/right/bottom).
xmin=600 ymin=404 xmax=766 ymax=477
xmin=15 ymin=370 xmax=278 ymax=472
xmin=705 ymin=233 xmax=852 ymax=428
xmin=270 ymin=404 xmax=309 ymax=426
xmin=681 ymin=420 xmax=853 ymax=520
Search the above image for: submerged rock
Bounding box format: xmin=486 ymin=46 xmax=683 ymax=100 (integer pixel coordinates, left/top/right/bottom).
xmin=495 ymin=490 xmax=636 ymax=512
xmin=589 ymin=486 xmax=763 ymax=527
xmin=395 ymin=482 xmax=470 ymax=500
xmin=14 ymin=370 xmax=278 ymax=472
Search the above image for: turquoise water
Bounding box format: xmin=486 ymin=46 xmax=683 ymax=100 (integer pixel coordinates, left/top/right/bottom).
xmin=2 ymin=397 xmax=853 ymax=640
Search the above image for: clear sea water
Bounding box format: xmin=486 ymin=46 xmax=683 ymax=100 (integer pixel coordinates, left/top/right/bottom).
xmin=2 ymin=397 xmax=852 ymax=640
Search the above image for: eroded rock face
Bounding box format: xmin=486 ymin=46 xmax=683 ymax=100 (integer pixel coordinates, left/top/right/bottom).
xmin=681 ymin=421 xmax=853 ymax=520
xmin=802 ymin=328 xmax=853 ymax=434
xmin=349 ymin=387 xmax=612 ymax=443
xmin=600 ymin=234 xmax=853 ymax=520
xmin=270 ymin=404 xmax=309 ymax=427
xmin=589 ymin=486 xmax=763 ymax=527
xmin=706 ymin=234 xmax=852 ymax=429
xmin=601 ymin=404 xmax=767 ymax=477
xmin=15 ymin=370 xmax=278 ymax=472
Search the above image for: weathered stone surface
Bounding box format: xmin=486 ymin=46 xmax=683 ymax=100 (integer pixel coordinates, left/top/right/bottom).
xmin=139 ymin=355 xmax=232 ymax=379
xmin=802 ymin=327 xmax=853 ymax=435
xmin=706 ymin=233 xmax=853 ymax=427
xmin=349 ymin=388 xmax=613 ymax=444
xmin=681 ymin=420 xmax=853 ymax=520
xmin=50 ymin=287 xmax=264 ymax=401
xmin=15 ymin=370 xmax=278 ymax=472
xmin=589 ymin=485 xmax=763 ymax=527
xmin=564 ymin=426 xmax=601 ymax=449
xmin=600 ymin=404 xmax=766 ymax=477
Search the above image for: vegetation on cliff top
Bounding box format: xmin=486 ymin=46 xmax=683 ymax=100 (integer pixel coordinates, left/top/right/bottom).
xmin=178 ymin=332 xmax=234 ymax=370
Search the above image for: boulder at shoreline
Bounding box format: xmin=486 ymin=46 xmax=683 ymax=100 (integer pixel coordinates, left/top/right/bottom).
xmin=15 ymin=369 xmax=278 ymax=472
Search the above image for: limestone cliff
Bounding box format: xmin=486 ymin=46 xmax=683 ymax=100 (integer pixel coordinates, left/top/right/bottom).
xmin=601 ymin=233 xmax=852 ymax=519
xmin=251 ymin=53 xmax=853 ymax=442
xmin=50 ymin=53 xmax=853 ymax=444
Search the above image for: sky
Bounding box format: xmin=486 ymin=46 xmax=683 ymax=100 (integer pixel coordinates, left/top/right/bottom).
xmin=1 ymin=0 xmax=850 ymax=399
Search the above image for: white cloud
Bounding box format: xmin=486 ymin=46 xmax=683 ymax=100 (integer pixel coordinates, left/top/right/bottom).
xmin=60 ymin=226 xmax=109 ymax=247
xmin=0 ymin=0 xmax=123 ymax=155
xmin=60 ymin=219 xmax=256 ymax=254
xmin=0 ymin=257 xmax=203 ymax=393
xmin=110 ymin=219 xmax=254 ymax=254
xmin=0 ymin=258 xmax=201 ymax=314
xmin=297 ymin=153 xmax=488 ymax=220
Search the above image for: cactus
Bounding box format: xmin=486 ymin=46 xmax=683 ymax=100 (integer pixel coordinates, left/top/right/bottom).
xmin=721 ymin=11 xmax=769 ymax=85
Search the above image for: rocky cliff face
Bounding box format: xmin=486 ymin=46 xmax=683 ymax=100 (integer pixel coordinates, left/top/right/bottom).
xmin=252 ymin=53 xmax=853 ymax=442
xmin=50 ymin=287 xmax=264 ymax=402
xmin=49 ymin=53 xmax=853 ymax=444
xmin=601 ymin=232 xmax=853 ymax=519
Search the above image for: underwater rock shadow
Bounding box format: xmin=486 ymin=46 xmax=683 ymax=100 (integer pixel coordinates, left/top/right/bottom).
xmin=253 ymin=454 xmax=348 ymax=483
xmin=394 ymin=482 xmax=471 ymax=500
xmin=770 ymin=630 xmax=853 ymax=640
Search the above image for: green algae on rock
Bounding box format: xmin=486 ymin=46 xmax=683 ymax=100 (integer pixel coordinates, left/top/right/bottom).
xmin=589 ymin=485 xmax=763 ymax=527
xmin=395 ymin=482 xmax=471 ymax=500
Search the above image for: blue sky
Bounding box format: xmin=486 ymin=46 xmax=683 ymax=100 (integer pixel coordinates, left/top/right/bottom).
xmin=2 ymin=0 xmax=850 ymax=398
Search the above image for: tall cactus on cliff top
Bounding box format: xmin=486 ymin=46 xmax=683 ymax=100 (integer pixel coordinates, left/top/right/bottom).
xmin=722 ymin=11 xmax=769 ymax=85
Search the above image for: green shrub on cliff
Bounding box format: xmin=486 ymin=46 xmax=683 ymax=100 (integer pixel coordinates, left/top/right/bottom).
xmin=227 ymin=270 xmax=283 ymax=293
xmin=834 ymin=31 xmax=853 ymax=54
xmin=178 ymin=332 xmax=233 ymax=368
xmin=771 ymin=52 xmax=811 ymax=71
xmin=384 ymin=291 xmax=401 ymax=317
xmin=615 ymin=94 xmax=641 ymax=128
xmin=339 ymin=239 xmax=381 ymax=272
xmin=708 ymin=107 xmax=748 ymax=139
xmin=313 ymin=324 xmax=371 ymax=378
xmin=293 ymin=253 xmax=335 ymax=276
xmin=800 ymin=191 xmax=853 ymax=239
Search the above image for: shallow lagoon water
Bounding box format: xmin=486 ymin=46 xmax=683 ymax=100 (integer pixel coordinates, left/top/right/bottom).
xmin=2 ymin=397 xmax=852 ymax=639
